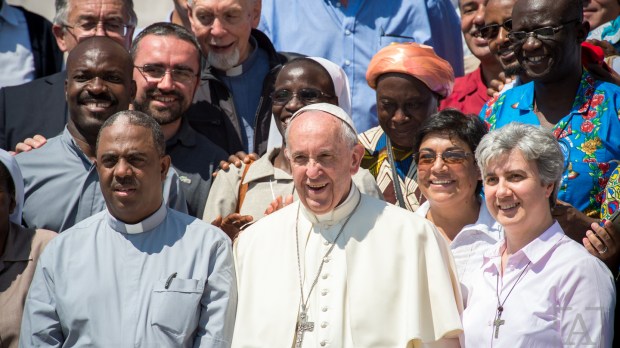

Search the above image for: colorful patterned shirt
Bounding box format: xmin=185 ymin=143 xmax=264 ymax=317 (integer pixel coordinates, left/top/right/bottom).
xmin=480 ymin=71 xmax=620 ymax=218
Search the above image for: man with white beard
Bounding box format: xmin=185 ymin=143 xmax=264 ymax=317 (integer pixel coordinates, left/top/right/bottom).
xmin=184 ymin=0 xmax=296 ymax=156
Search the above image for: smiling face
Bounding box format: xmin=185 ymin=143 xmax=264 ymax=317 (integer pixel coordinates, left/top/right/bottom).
xmin=272 ymin=60 xmax=337 ymax=140
xmin=375 ymin=73 xmax=438 ymax=150
xmin=485 ymin=0 xmax=520 ymax=76
xmin=417 ymin=132 xmax=480 ymax=209
xmin=583 ymin=0 xmax=620 ymax=30
xmin=65 ymin=38 xmax=135 ymax=143
xmin=96 ymin=120 xmax=171 ymax=224
xmin=132 ymin=34 xmax=200 ymax=126
xmin=286 ymin=112 xmax=363 ymax=215
xmin=53 ymin=0 xmax=134 ymax=52
xmin=511 ymin=0 xmax=587 ymax=83
xmin=460 ymin=0 xmax=493 ymax=61
xmin=483 ymin=149 xmax=554 ymax=235
xmin=188 ymin=0 xmax=259 ymax=70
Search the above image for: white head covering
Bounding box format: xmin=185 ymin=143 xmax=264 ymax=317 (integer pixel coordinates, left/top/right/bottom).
xmin=0 ymin=149 xmax=24 ymax=224
xmin=308 ymin=57 xmax=352 ymax=115
xmin=290 ymin=102 xmax=358 ymax=134
xmin=266 ymin=57 xmax=353 ymax=151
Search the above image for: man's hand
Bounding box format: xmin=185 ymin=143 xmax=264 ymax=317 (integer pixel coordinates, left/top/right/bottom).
xmin=264 ymin=195 xmax=294 ymax=215
xmin=13 ymin=134 xmax=47 ymax=155
xmin=213 ymin=151 xmax=259 ymax=177
xmin=584 ymin=60 xmax=620 ymax=86
xmin=552 ymin=200 xmax=598 ymax=241
xmin=587 ymin=39 xmax=619 ymax=58
xmin=486 ymin=72 xmax=514 ymax=97
xmin=584 ymin=220 xmax=619 ymax=271
xmin=211 ymin=213 xmax=254 ymax=241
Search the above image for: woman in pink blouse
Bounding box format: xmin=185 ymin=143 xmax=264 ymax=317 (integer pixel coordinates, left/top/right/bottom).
xmin=463 ymin=122 xmax=615 ymax=347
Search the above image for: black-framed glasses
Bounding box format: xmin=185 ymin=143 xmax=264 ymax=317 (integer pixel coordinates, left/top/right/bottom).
xmin=63 ymin=20 xmax=133 ymax=38
xmin=414 ymin=150 xmax=473 ymax=166
xmin=134 ymin=65 xmax=198 ymax=84
xmin=507 ymin=18 xmax=580 ymax=44
xmin=270 ymin=88 xmax=334 ymax=105
xmin=477 ymin=19 xmax=513 ymax=40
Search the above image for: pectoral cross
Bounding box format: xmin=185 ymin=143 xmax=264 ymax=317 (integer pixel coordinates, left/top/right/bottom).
xmin=493 ymin=306 xmax=505 ymax=339
xmin=295 ymin=310 xmax=314 ymax=348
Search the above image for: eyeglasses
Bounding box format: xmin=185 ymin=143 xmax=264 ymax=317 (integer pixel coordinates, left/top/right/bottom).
xmin=477 ymin=19 xmax=512 ymax=40
xmin=507 ymin=18 xmax=580 ymax=44
xmin=134 ymin=65 xmax=198 ymax=84
xmin=63 ymin=20 xmax=133 ymax=38
xmin=414 ymin=150 xmax=473 ymax=166
xmin=270 ymin=88 xmax=334 ymax=105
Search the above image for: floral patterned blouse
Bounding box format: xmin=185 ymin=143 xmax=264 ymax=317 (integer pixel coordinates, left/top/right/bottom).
xmin=480 ymin=71 xmax=620 ymax=219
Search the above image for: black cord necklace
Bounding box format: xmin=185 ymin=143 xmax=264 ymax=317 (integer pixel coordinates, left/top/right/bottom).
xmin=492 ymin=258 xmax=532 ymax=340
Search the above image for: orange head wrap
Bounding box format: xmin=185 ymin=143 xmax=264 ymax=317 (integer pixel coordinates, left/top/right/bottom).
xmin=366 ymin=42 xmax=455 ymax=98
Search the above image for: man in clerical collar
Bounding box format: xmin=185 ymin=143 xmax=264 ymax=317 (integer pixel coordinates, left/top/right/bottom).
xmin=232 ymin=103 xmax=463 ymax=347
xmin=20 ymin=110 xmax=237 ymax=347
xmin=183 ymin=0 xmax=295 ymax=156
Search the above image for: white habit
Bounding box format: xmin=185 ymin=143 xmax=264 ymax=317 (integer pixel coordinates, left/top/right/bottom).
xmin=232 ymin=185 xmax=463 ymax=347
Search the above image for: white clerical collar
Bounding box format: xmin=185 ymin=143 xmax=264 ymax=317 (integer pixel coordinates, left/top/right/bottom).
xmin=301 ymin=183 xmax=361 ymax=225
xmin=216 ymin=36 xmax=258 ymax=77
xmin=106 ymin=203 xmax=167 ymax=234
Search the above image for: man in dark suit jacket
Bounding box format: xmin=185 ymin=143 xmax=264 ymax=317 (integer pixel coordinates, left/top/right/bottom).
xmin=0 ymin=72 xmax=66 ymax=151
xmin=0 ymin=0 xmax=137 ymax=151
xmin=17 ymin=5 xmax=64 ymax=80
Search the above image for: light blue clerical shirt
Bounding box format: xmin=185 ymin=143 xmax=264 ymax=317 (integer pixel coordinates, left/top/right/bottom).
xmin=20 ymin=204 xmax=237 ymax=347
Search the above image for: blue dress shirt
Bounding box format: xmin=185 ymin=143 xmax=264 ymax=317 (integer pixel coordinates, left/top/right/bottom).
xmin=259 ymin=0 xmax=464 ymax=132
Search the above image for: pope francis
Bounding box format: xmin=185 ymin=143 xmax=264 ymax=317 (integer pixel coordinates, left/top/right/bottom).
xmin=231 ymin=103 xmax=463 ymax=348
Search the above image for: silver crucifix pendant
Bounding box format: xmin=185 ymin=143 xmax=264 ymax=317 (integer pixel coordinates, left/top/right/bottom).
xmin=493 ymin=308 xmax=505 ymax=339
xmin=295 ymin=311 xmax=314 ymax=348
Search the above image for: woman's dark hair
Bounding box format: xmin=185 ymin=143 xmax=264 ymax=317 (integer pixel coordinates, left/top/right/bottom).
xmin=412 ymin=108 xmax=488 ymax=194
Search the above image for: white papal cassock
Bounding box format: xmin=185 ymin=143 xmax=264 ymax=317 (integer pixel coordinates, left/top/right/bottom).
xmin=232 ymin=185 xmax=463 ymax=347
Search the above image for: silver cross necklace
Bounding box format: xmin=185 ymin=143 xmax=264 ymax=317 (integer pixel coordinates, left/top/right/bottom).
xmin=492 ymin=258 xmax=531 ymax=340
xmin=294 ymin=199 xmax=361 ymax=348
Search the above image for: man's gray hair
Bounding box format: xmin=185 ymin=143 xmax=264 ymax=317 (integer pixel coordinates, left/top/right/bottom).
xmin=285 ymin=116 xmax=358 ymax=149
xmin=54 ymin=0 xmax=137 ymax=27
xmin=187 ymin=0 xmax=256 ymax=8
xmin=475 ymin=122 xmax=564 ymax=208
xmin=285 ymin=103 xmax=359 ymax=149
xmin=97 ymin=110 xmax=165 ymax=156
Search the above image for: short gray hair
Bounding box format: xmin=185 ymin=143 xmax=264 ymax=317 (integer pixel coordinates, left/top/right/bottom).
xmin=54 ymin=0 xmax=137 ymax=27
xmin=187 ymin=0 xmax=256 ymax=8
xmin=285 ymin=113 xmax=358 ymax=149
xmin=97 ymin=110 xmax=165 ymax=156
xmin=476 ymin=122 xmax=564 ymax=208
